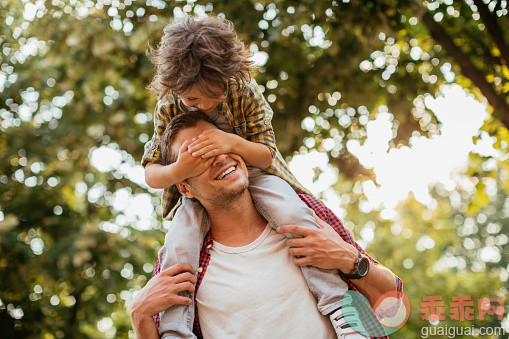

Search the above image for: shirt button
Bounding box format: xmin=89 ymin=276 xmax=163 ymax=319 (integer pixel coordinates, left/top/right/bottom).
xmin=264 ymin=120 xmax=269 ymax=125
xmin=206 ymin=244 xmax=212 ymax=249
xmin=198 ymin=267 xmax=203 ymax=273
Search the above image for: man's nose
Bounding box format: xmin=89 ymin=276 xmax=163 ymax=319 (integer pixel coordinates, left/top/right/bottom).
xmin=212 ymin=154 xmax=228 ymax=165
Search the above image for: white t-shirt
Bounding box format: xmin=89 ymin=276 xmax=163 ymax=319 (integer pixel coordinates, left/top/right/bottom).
xmin=196 ymin=225 xmax=336 ymax=338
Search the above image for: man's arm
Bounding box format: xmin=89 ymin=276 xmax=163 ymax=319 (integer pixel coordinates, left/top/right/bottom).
xmin=348 ymin=260 xmax=398 ymax=308
xmin=131 ymin=314 xmax=160 ymax=339
xmin=278 ymin=215 xmax=399 ymax=307
xmin=130 ymin=264 xmax=196 ymax=338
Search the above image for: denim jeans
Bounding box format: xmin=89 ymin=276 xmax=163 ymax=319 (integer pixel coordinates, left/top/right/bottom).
xmin=157 ymin=169 xmax=348 ymax=338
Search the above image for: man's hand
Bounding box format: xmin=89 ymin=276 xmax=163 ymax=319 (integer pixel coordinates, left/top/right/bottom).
xmin=130 ymin=263 xmax=197 ymax=320
xmin=277 ymin=214 xmax=359 ymax=274
xmin=175 ymin=139 xmax=215 ymax=181
xmin=187 ymin=129 xmax=240 ymax=159
xmin=130 ymin=263 xmax=196 ymax=339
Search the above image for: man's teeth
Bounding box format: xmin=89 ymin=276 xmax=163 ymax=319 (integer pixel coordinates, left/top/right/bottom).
xmin=216 ymin=166 xmax=235 ymax=180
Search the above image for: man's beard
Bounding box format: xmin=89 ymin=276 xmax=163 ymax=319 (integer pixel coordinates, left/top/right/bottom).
xmin=208 ymin=181 xmax=249 ymax=211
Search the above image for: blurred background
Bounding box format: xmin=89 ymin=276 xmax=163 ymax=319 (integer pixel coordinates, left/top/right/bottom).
xmin=0 ymin=0 xmax=508 ymax=338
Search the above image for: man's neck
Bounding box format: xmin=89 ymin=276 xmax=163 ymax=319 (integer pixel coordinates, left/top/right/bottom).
xmin=205 ymin=191 xmax=267 ymax=247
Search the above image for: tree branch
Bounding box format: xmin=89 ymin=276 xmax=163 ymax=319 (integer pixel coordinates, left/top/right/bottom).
xmin=420 ymin=10 xmax=509 ymax=130
xmin=472 ymin=0 xmax=509 ymax=67
xmin=329 ymin=151 xmax=375 ymax=181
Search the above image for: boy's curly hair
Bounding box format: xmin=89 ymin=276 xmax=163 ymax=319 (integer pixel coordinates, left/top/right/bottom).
xmin=147 ymin=15 xmax=255 ymax=99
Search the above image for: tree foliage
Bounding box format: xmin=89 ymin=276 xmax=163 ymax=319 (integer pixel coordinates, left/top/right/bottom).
xmin=1 ymin=0 xmax=507 ymax=337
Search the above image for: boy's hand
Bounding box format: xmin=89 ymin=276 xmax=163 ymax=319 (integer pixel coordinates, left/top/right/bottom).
xmin=175 ymin=139 xmax=215 ymax=181
xmin=187 ymin=129 xmax=240 ymax=159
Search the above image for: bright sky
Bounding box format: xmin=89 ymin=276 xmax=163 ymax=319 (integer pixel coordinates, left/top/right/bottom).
xmin=289 ymin=84 xmax=496 ymax=219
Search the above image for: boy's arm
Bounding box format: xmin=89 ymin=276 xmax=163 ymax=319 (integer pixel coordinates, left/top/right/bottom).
xmin=145 ymin=140 xmax=215 ymax=188
xmin=241 ymin=81 xmax=278 ymax=160
xmin=231 ymin=134 xmax=272 ymax=168
xmin=142 ymin=100 xmax=213 ymax=189
xmin=145 ymin=162 xmax=184 ymax=189
xmin=143 ymin=101 xmax=174 ymax=188
xmin=142 ymin=101 xmax=170 ymax=168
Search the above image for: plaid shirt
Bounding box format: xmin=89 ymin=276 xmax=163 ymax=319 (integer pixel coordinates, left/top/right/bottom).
xmin=142 ymin=80 xmax=311 ymax=219
xmin=152 ymin=194 xmax=403 ymax=338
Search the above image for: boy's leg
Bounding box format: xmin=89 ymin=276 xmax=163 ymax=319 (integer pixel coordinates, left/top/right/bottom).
xmin=248 ymin=172 xmax=345 ymax=314
xmin=248 ymin=173 xmax=368 ymax=338
xmin=158 ymin=197 xmax=209 ymax=339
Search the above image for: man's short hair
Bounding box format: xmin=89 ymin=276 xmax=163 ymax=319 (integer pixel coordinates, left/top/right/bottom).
xmin=147 ymin=15 xmax=255 ymax=99
xmin=161 ymin=111 xmax=217 ymax=166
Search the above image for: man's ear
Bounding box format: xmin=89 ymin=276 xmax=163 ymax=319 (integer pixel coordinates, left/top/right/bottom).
xmin=176 ymin=181 xmax=195 ymax=199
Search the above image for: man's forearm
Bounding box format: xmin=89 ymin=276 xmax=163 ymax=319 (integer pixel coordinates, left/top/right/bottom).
xmin=131 ymin=313 xmax=160 ymax=339
xmin=345 ymin=262 xmax=397 ymax=307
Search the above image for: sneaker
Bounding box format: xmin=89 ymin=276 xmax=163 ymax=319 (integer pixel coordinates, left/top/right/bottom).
xmin=329 ymin=297 xmax=369 ymax=339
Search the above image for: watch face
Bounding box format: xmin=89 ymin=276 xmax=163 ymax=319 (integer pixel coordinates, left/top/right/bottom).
xmin=358 ymin=256 xmax=369 ymax=276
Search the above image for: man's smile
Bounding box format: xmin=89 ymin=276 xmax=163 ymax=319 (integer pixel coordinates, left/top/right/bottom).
xmin=214 ymin=165 xmax=238 ymax=180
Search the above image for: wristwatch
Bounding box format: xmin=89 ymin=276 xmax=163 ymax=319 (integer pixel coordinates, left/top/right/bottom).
xmin=342 ymin=252 xmax=370 ymax=279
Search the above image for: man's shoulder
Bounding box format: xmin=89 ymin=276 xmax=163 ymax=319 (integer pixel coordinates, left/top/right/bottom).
xmin=298 ymin=194 xmax=326 ymax=210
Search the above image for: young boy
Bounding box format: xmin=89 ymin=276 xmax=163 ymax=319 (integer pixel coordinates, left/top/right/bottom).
xmin=142 ymin=15 xmax=368 ymax=339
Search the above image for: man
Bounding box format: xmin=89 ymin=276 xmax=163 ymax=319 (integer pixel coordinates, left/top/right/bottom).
xmin=130 ymin=112 xmax=402 ymax=338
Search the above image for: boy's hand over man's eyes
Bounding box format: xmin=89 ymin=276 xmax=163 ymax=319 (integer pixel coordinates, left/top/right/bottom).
xmin=175 ymin=139 xmax=215 ymax=181
xmin=187 ymin=129 xmax=240 ymax=159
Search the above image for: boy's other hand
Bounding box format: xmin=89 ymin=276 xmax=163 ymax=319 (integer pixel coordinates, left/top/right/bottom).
xmin=176 ymin=139 xmax=215 ymax=180
xmin=187 ymin=129 xmax=240 ymax=159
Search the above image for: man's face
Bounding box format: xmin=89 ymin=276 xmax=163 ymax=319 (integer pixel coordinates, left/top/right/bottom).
xmin=180 ymin=84 xmax=226 ymax=114
xmin=172 ymin=121 xmax=249 ymax=207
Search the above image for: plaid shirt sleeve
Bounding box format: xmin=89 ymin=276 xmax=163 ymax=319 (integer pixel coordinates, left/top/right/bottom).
xmin=141 ymin=100 xmax=173 ymax=167
xmin=151 ymin=260 xmax=161 ymax=328
xmin=232 ymin=80 xmax=311 ymax=196
xmin=141 ymin=98 xmax=183 ymax=219
xmin=240 ymin=81 xmax=277 ymax=158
